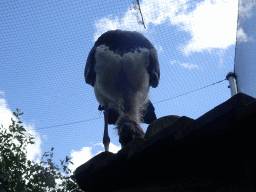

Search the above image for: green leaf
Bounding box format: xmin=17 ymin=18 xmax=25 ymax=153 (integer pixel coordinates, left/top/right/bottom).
xmin=7 ymin=133 xmax=13 ymax=137
xmin=0 ymin=109 xmax=82 ymax=191
xmin=66 ymin=156 xmax=70 ymax=163
xmin=19 ymin=127 xmax=26 ymax=132
xmin=11 ymin=143 xmax=16 ymax=148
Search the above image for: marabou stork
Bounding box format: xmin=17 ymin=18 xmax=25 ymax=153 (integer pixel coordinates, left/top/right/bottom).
xmin=84 ymin=30 xmax=160 ymax=151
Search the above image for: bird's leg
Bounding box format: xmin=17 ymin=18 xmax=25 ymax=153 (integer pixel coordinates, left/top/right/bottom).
xmin=103 ymin=103 xmax=110 ymax=151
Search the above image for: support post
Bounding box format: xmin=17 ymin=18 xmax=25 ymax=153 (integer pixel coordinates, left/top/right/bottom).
xmin=226 ymin=72 xmax=238 ymax=97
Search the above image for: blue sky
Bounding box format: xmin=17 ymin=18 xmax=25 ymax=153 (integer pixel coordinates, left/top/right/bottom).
xmin=0 ymin=0 xmax=255 ymax=173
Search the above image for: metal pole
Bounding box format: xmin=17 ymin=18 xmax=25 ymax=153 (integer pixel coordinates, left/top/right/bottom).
xmin=226 ymin=72 xmax=238 ymax=97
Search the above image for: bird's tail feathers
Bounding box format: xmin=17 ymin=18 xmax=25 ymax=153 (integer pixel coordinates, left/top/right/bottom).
xmin=117 ymin=88 xmax=148 ymax=124
xmin=116 ymin=114 xmax=145 ymax=147
xmin=115 ymin=90 xmax=147 ymax=147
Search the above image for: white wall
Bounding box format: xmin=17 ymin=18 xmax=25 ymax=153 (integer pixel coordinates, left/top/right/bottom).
xmin=235 ymin=0 xmax=256 ymax=99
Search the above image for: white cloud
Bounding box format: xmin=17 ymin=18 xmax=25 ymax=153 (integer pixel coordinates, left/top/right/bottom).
xmin=0 ymin=98 xmax=13 ymax=128
xmin=180 ymin=63 xmax=199 ymax=70
xmin=170 ymin=60 xmax=199 ymax=70
xmin=0 ymin=95 xmax=42 ymax=163
xmin=68 ymin=142 xmax=121 ymax=172
xmin=237 ymin=28 xmax=248 ymax=43
xmin=175 ymin=0 xmax=239 ymax=55
xmin=0 ymin=90 xmax=5 ymax=96
xmin=94 ymin=8 xmax=146 ymax=41
xmin=155 ymin=45 xmax=163 ymax=53
xmin=170 ymin=60 xmax=178 ymax=65
xmin=25 ymin=127 xmax=42 ymax=162
xmin=94 ymin=0 xmax=238 ymax=55
xmin=68 ymin=147 xmax=93 ymax=172
xmin=94 ymin=16 xmax=122 ymax=41
xmin=109 ymin=142 xmax=122 ymax=153
xmin=94 ymin=0 xmax=185 ymax=41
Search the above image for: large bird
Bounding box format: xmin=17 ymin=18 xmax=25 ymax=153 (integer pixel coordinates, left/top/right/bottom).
xmin=85 ymin=30 xmax=160 ymax=151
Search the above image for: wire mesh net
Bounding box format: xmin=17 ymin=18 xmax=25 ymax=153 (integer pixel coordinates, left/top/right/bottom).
xmin=0 ymin=0 xmax=239 ymax=170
